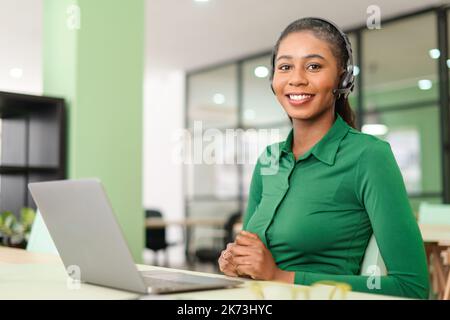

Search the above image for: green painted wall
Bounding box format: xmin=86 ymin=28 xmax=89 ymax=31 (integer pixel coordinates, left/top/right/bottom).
xmin=43 ymin=0 xmax=144 ymax=262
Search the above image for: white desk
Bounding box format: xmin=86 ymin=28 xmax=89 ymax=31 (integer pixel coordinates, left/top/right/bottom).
xmin=0 ymin=247 xmax=405 ymax=300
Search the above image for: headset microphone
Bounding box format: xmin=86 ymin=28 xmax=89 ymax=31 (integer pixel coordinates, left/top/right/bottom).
xmin=333 ymin=88 xmax=344 ymax=95
xmin=333 ymin=82 xmax=355 ymax=98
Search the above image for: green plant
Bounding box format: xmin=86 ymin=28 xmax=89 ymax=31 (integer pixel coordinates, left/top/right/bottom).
xmin=0 ymin=208 xmax=36 ymax=248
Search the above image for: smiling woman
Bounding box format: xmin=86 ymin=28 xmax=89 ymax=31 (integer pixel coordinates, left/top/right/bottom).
xmin=271 ymin=18 xmax=356 ymax=132
xmin=218 ymin=17 xmax=430 ymax=300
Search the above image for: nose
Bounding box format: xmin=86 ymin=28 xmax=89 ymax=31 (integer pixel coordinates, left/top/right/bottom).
xmin=288 ymin=69 xmax=308 ymax=87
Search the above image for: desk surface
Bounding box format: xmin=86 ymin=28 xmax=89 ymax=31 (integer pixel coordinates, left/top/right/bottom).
xmin=0 ymin=247 xmax=62 ymax=264
xmin=146 ymin=217 xmax=226 ymax=228
xmin=0 ymin=247 xmax=405 ymax=300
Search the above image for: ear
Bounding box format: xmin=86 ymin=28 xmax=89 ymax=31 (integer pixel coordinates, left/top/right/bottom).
xmin=336 ymin=68 xmax=346 ymax=87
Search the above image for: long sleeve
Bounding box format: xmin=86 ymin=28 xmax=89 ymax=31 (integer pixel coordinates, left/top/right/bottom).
xmin=294 ymin=140 xmax=429 ymax=299
xmin=243 ymin=159 xmax=263 ymax=230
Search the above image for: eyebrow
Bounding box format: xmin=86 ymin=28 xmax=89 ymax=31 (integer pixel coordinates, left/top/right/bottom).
xmin=276 ymin=54 xmax=326 ymax=62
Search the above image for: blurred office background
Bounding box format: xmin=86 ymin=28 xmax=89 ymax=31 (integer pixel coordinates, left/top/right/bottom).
xmin=1 ymin=0 xmax=450 ymax=273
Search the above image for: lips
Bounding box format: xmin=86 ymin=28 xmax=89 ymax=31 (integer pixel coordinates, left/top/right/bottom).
xmin=285 ymin=93 xmax=315 ymax=106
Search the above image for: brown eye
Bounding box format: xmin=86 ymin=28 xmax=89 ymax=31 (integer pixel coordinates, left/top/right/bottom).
xmin=307 ymin=63 xmax=321 ymax=71
xmin=278 ymin=64 xmax=291 ymax=71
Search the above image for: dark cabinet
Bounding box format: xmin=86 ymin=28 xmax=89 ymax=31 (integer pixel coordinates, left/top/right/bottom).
xmin=0 ymin=91 xmax=66 ymax=217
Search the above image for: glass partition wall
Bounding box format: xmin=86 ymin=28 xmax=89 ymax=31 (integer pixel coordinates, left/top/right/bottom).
xmin=185 ymin=6 xmax=450 ymax=241
xmin=361 ymin=12 xmax=443 ymax=211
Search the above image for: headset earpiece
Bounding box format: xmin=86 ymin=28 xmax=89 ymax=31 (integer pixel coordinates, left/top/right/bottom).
xmin=341 ymin=64 xmax=354 ymax=91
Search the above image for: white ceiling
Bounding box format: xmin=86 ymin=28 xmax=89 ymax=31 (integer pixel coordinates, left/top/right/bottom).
xmin=145 ymin=0 xmax=446 ymax=73
xmin=0 ymin=0 xmax=42 ymax=94
xmin=0 ymin=0 xmax=447 ymax=94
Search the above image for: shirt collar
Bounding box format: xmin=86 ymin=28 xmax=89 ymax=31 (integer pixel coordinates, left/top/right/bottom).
xmin=281 ymin=113 xmax=350 ymax=166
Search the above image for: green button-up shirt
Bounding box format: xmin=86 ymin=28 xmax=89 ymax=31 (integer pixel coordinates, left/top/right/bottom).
xmin=243 ymin=113 xmax=429 ymax=299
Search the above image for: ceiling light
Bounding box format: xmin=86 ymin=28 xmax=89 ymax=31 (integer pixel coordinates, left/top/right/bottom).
xmin=9 ymin=68 xmax=23 ymax=79
xmin=254 ymin=66 xmax=269 ymax=78
xmin=418 ymin=79 xmax=432 ymax=90
xmin=361 ymin=124 xmax=388 ymax=136
xmin=353 ymin=65 xmax=360 ymax=76
xmin=213 ymin=93 xmax=225 ymax=105
xmin=429 ymin=48 xmax=440 ymax=59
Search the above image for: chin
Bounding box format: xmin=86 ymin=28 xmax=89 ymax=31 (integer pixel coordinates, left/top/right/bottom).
xmin=285 ymin=104 xmax=332 ymax=122
xmin=285 ymin=108 xmax=317 ymax=121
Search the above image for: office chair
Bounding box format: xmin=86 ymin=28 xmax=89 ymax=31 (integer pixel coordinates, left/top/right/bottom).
xmin=193 ymin=212 xmax=242 ymax=270
xmin=360 ymin=233 xmax=387 ymax=276
xmin=145 ymin=209 xmax=175 ymax=266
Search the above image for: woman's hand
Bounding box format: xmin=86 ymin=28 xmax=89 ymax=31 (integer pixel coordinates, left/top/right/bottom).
xmin=228 ymin=230 xmax=278 ymax=280
xmin=218 ymin=230 xmax=294 ymax=283
xmin=229 ymin=231 xmax=295 ymax=283
xmin=218 ymin=243 xmax=239 ymax=277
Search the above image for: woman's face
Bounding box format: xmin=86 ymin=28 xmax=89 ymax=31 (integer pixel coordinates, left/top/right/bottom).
xmin=272 ymin=31 xmax=342 ymax=122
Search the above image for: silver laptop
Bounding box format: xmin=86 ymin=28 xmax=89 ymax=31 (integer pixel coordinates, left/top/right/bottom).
xmin=28 ymin=178 xmax=242 ymax=294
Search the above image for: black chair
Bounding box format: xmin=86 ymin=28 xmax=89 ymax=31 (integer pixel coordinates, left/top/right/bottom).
xmin=193 ymin=212 xmax=242 ymax=270
xmin=145 ymin=209 xmax=174 ymax=266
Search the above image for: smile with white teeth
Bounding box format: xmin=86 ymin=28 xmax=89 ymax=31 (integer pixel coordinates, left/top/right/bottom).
xmin=288 ymin=94 xmax=313 ymax=101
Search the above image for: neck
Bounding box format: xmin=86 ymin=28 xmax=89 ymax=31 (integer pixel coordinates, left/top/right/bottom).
xmin=291 ymin=109 xmax=336 ymax=157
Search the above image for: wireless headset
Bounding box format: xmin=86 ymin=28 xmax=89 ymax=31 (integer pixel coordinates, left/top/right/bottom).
xmin=270 ymin=17 xmax=355 ymax=100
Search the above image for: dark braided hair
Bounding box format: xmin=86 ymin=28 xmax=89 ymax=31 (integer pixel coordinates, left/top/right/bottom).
xmin=270 ymin=18 xmax=356 ymax=129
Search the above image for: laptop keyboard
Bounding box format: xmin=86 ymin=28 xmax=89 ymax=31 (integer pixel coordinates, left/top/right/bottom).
xmin=142 ymin=276 xmax=201 ymax=291
xmin=140 ymin=270 xmax=241 ymax=292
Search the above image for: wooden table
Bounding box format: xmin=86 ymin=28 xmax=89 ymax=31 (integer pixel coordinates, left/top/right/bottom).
xmin=146 ymin=217 xmax=226 ymax=228
xmin=0 ymin=247 xmax=406 ymax=300
xmin=418 ymin=224 xmax=450 ymax=299
xmin=0 ymin=247 xmax=61 ymax=264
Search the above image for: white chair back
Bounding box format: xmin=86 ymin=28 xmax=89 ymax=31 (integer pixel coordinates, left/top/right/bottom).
xmin=360 ymin=234 xmax=387 ymax=276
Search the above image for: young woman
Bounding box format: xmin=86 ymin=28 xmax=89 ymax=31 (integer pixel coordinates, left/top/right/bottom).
xmin=218 ymin=17 xmax=429 ymax=299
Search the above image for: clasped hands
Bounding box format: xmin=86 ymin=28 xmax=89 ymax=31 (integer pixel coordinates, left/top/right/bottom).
xmin=218 ymin=230 xmax=294 ymax=283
